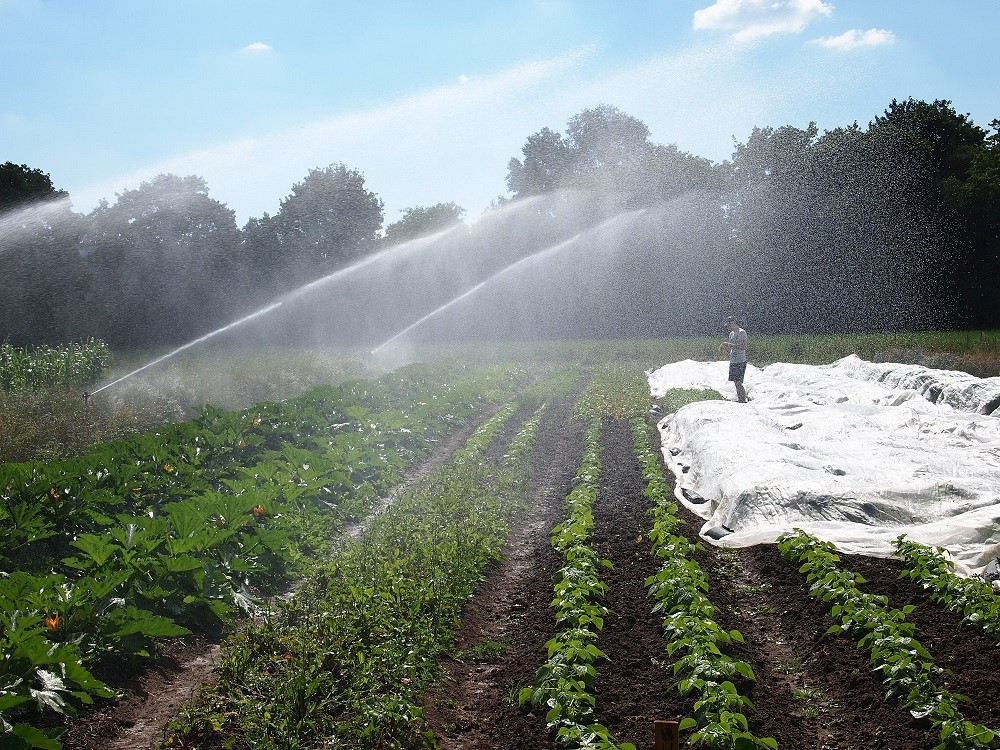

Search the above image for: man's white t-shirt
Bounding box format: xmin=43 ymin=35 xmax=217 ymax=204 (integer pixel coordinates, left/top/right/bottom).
xmin=729 ymin=328 xmax=748 ymax=364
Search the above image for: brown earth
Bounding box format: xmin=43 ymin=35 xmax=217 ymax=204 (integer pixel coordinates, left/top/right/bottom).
xmin=422 ymin=394 xmax=584 ymax=750
xmin=424 ymin=414 xmax=1000 ymax=750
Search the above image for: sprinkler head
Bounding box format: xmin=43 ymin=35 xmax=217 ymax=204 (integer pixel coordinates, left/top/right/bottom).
xmin=82 ymin=391 xmax=90 ymax=405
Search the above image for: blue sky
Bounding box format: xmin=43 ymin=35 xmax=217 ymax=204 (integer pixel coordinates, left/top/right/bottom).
xmin=3 ymin=0 xmax=997 ymax=225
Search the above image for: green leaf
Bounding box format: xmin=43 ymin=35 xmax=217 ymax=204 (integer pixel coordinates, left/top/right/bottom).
xmin=10 ymin=723 xmax=62 ymax=750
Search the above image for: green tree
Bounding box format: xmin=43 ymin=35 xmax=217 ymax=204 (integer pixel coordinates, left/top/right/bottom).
xmin=0 ymin=162 xmax=67 ymax=213
xmin=870 ymin=98 xmax=996 ymax=326
xmin=723 ymin=118 xmax=949 ymax=333
xmin=506 ymin=105 xmax=715 ymax=207
xmin=82 ymin=174 xmax=242 ymax=346
xmin=506 ymin=127 xmax=573 ymax=196
xmin=273 ymin=163 xmax=384 ymax=278
xmin=0 ymin=164 xmax=82 ymax=345
xmin=384 ymin=202 xmax=465 ymax=244
xmin=871 ymin=98 xmax=986 ymax=186
xmin=565 ymin=104 xmax=652 ymax=174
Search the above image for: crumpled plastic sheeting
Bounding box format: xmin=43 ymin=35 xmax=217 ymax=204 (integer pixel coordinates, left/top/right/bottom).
xmin=648 ymin=357 xmax=1000 ymax=574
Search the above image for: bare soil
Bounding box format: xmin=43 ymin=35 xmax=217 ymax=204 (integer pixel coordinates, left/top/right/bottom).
xmin=425 ymin=415 xmax=1000 ymax=750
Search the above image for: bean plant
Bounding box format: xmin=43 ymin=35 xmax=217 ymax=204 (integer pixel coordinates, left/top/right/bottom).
xmin=894 ymin=535 xmax=1000 ymax=642
xmin=634 ymin=416 xmax=776 ymax=750
xmin=779 ymin=530 xmax=997 ymax=750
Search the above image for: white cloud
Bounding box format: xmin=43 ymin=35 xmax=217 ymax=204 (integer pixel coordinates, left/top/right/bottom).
xmin=242 ymin=42 xmax=272 ymax=53
xmin=74 ymin=47 xmax=597 ymax=222
xmin=809 ymin=28 xmax=896 ymax=51
xmin=693 ymin=0 xmax=834 ymax=41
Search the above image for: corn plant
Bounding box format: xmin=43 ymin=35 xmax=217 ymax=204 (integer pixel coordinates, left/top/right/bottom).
xmin=0 ymin=339 xmax=110 ymax=391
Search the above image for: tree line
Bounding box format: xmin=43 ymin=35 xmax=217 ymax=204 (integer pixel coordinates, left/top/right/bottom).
xmin=2 ymin=96 xmax=998 ymax=348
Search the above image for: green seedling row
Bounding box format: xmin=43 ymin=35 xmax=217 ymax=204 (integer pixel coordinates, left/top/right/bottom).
xmin=166 ymin=396 xmax=549 ymax=749
xmin=778 ymin=530 xmax=998 ymax=750
xmin=894 ymin=536 xmax=1000 ymax=642
xmin=634 ymin=417 xmax=776 ymax=750
xmin=0 ymin=339 xmax=110 ymax=392
xmin=0 ymin=361 xmax=527 ymax=749
xmin=521 ymin=396 xmax=633 ymax=750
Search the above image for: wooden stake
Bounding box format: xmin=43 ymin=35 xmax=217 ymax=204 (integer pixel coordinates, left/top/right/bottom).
xmin=654 ymin=720 xmax=680 ymax=750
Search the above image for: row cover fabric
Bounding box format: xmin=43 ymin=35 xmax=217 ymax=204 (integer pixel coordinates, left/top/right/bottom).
xmin=648 ymin=356 xmax=1000 ymax=575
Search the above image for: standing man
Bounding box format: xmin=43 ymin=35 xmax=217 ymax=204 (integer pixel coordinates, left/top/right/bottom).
xmin=720 ymin=316 xmax=748 ymax=403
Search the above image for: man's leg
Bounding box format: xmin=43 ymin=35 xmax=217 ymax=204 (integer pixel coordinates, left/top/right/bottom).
xmin=735 ymin=380 xmax=747 ymax=403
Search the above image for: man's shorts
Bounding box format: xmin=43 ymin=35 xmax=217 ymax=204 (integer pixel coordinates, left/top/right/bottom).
xmin=729 ymin=362 xmax=747 ymax=382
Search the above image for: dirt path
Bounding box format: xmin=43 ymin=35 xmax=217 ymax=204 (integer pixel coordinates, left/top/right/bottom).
xmin=60 ymin=408 xmax=501 ymax=750
xmin=591 ymin=419 xmax=690 ymax=747
xmin=423 ymin=395 xmax=584 ymax=750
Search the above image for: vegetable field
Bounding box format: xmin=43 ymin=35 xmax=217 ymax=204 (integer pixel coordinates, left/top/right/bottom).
xmin=1 ymin=353 xmax=999 ymax=750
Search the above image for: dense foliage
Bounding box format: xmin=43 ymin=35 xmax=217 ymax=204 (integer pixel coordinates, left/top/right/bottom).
xmin=3 ymin=96 xmax=999 ymax=348
xmin=0 ymin=361 xmax=524 ymax=748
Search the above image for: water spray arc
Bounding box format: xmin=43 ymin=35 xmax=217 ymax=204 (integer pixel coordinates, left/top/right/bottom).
xmin=0 ymin=196 xmax=75 ymax=249
xmin=371 ymin=207 xmax=647 ymax=354
xmin=90 ymin=301 xmax=285 ymax=396
xmin=86 ymin=223 xmax=465 ymax=398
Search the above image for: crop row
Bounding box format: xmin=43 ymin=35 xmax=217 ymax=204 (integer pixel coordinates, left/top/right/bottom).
xmin=520 ymin=411 xmax=633 ymax=750
xmin=894 ymin=536 xmax=1000 ymax=642
xmin=634 ymin=416 xmax=777 ymax=750
xmin=166 ymin=392 xmax=553 ymax=748
xmin=0 ymin=362 xmax=527 ymax=749
xmin=778 ymin=530 xmax=997 ymax=750
xmin=0 ymin=339 xmax=110 ymax=391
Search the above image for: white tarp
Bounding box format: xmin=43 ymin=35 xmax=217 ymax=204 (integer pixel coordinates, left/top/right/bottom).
xmin=648 ymin=356 xmax=1000 ymax=574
